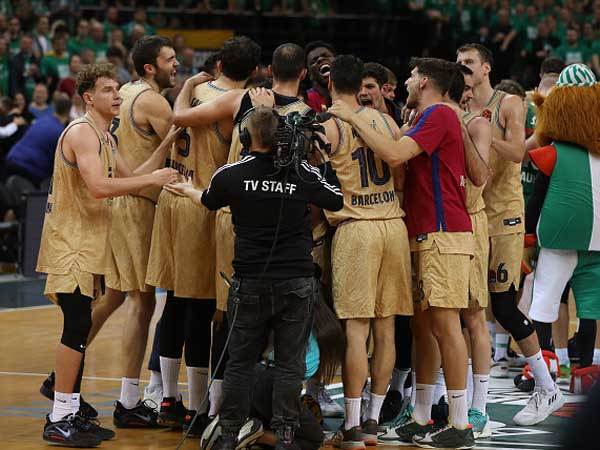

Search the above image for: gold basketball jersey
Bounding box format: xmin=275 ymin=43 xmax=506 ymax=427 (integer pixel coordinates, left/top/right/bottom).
xmin=324 ymin=107 xmax=402 ymax=226
xmin=112 ymin=80 xmax=163 ymax=202
xmin=479 ymin=90 xmax=524 ymax=235
xmin=37 ymin=116 xmax=116 ymax=276
xmin=462 ymin=111 xmax=486 ymax=215
xmin=164 ymin=82 xmax=231 ymax=194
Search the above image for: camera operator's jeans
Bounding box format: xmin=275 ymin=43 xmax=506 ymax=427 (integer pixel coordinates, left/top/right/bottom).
xmin=220 ymin=276 xmax=316 ymax=436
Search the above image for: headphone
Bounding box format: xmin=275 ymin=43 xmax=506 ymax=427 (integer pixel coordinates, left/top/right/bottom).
xmin=238 ymin=107 xmax=282 ymax=152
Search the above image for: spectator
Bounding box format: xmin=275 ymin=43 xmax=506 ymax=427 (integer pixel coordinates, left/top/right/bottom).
xmin=32 ymin=15 xmax=51 ymax=56
xmin=554 ymin=27 xmax=591 ymax=65
xmin=381 ymin=66 xmax=397 ymax=101
xmin=104 ymin=6 xmax=120 ymax=36
xmin=41 ymin=33 xmax=70 ymax=91
xmin=57 ymin=54 xmax=82 ymax=97
xmin=172 ymin=34 xmax=186 ymax=54
xmin=67 ymin=19 xmax=92 ymax=56
xmin=539 ymin=56 xmax=565 ymax=77
xmin=0 ymin=97 xmax=25 ymax=139
xmin=108 ymin=28 xmax=127 ymax=59
xmin=89 ymin=20 xmax=108 ymax=60
xmin=124 ymin=7 xmax=156 ymax=38
xmin=9 ymin=34 xmax=41 ymax=99
xmin=0 ymin=36 xmax=9 ymax=96
xmin=177 ymin=46 xmax=195 ymax=83
xmin=7 ymin=16 xmax=21 ymax=56
xmin=128 ymin=24 xmax=146 ymax=48
xmin=581 ymin=21 xmax=596 ymax=50
xmin=106 ymin=46 xmax=131 ymax=85
xmin=5 ymin=92 xmax=70 ymax=187
xmin=69 ymin=93 xmax=85 ymax=121
xmin=29 ymin=83 xmax=52 ymax=119
xmin=490 ymin=8 xmax=518 ymax=78
xmin=79 ymin=47 xmax=95 ymax=65
xmin=10 ymin=91 xmax=33 ymax=121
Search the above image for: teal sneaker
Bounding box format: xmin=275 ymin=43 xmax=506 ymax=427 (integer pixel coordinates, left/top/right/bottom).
xmin=467 ymin=409 xmax=491 ymax=439
xmin=390 ymin=403 xmax=413 ymax=427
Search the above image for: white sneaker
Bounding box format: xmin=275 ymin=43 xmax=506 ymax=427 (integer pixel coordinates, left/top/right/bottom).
xmin=317 ymin=386 xmax=345 ymax=418
xmin=490 ymin=358 xmax=510 ymax=378
xmin=142 ymin=384 xmax=163 ymax=412
xmin=513 ymin=386 xmax=565 ymax=426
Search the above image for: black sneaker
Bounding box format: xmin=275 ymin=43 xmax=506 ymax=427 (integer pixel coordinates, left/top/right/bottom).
xmin=183 ymin=410 xmax=210 ymax=438
xmin=40 ymin=371 xmax=98 ymax=419
xmin=237 ymin=418 xmax=264 ymax=449
xmin=213 ymin=435 xmax=238 ymax=450
xmin=157 ymin=396 xmax=188 ymax=429
xmin=113 ymin=400 xmax=160 ymax=428
xmin=336 ymin=426 xmax=365 ymax=449
xmin=395 ymin=419 xmax=436 ymax=443
xmin=430 ymin=397 xmax=449 ymax=425
xmin=412 ymin=424 xmax=475 ymax=449
xmin=360 ymin=419 xmax=378 ymax=446
xmin=42 ymin=414 xmax=102 ymax=447
xmin=275 ymin=425 xmax=301 ymax=450
xmin=75 ymin=413 xmax=116 ymax=440
xmin=379 ymin=389 xmax=403 ymax=424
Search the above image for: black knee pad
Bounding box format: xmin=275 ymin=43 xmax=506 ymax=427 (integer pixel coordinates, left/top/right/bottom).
xmin=58 ymin=290 xmax=92 ymax=353
xmin=491 ymin=290 xmax=534 ymax=341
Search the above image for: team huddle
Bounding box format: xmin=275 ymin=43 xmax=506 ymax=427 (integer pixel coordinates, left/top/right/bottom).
xmin=35 ymin=33 xmax=589 ymax=450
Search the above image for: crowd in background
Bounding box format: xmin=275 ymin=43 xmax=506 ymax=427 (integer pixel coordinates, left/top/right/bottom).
xmin=0 ymin=0 xmax=598 ymax=234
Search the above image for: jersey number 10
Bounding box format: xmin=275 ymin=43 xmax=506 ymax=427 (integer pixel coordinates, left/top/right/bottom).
xmin=351 ymin=147 xmax=391 ymax=188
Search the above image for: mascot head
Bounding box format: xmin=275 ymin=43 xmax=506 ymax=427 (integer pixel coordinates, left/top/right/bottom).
xmin=533 ymin=63 xmax=600 ymax=155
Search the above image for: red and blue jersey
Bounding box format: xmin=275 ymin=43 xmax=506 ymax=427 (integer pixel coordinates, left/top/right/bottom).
xmin=403 ymin=103 xmax=472 ymax=238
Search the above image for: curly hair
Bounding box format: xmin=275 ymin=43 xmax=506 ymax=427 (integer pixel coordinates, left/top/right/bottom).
xmin=76 ymin=62 xmax=117 ymax=97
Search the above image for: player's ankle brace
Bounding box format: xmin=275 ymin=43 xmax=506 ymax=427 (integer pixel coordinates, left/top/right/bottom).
xmin=491 ymin=288 xmax=535 ymax=341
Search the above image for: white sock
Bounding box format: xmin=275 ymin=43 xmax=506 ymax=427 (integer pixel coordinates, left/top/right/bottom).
xmin=527 ymin=351 xmax=555 ymax=391
xmin=343 ymin=397 xmax=361 ymax=430
xmin=209 ymin=379 xmax=223 ymax=417
xmin=494 ymin=333 xmax=510 ymax=361
xmin=410 ymin=371 xmax=417 ymax=407
xmin=160 ymin=356 xmax=181 ymax=399
xmin=390 ymin=368 xmax=411 ymax=392
xmin=447 ymin=389 xmax=468 ymax=429
xmin=120 ymin=377 xmax=140 ymax=409
xmin=71 ymin=393 xmax=81 ymax=415
xmin=148 ymin=370 xmax=163 ymax=390
xmin=556 ymin=348 xmax=570 ymax=367
xmin=487 ymin=321 xmax=496 ymax=339
xmin=52 ymin=391 xmax=73 ymax=422
xmin=413 ymin=384 xmax=435 ymax=425
xmin=187 ymin=366 xmax=209 ymax=413
xmin=594 ymin=349 xmax=600 ymax=365
xmin=367 ymin=392 xmax=386 ymax=422
xmin=433 ymin=369 xmax=446 ymax=404
xmin=466 ymin=359 xmax=474 ymax=409
xmin=471 ymin=374 xmax=489 ymax=414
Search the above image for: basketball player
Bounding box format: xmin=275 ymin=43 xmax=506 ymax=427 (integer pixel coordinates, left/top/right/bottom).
xmin=304 ymin=41 xmax=335 ymax=112
xmin=37 ymin=62 xmax=178 ymax=447
xmin=145 ymin=35 xmax=261 ymax=434
xmin=37 ymin=36 xmax=180 ymax=421
xmin=457 ymin=43 xmax=564 ymax=425
xmin=358 ymin=61 xmax=411 ymax=424
xmin=330 ymin=57 xmax=476 ymax=449
xmin=448 ymin=64 xmax=493 ymax=438
xmin=381 ymin=66 xmax=397 ymax=102
xmin=319 ymin=55 xmax=412 ymax=449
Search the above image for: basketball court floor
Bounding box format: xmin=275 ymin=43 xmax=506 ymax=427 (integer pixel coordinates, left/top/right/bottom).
xmin=0 ymin=276 xmax=582 ymax=449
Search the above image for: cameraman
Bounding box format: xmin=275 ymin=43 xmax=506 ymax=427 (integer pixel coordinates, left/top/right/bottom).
xmin=169 ymin=105 xmax=343 ymax=450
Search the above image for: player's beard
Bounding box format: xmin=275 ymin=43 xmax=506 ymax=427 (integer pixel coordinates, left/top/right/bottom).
xmin=405 ymin=88 xmax=419 ymax=110
xmin=155 ymin=68 xmax=175 ymax=90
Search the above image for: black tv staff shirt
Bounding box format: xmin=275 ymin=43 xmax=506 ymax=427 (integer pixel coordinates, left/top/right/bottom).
xmin=201 ymin=152 xmax=344 ymax=280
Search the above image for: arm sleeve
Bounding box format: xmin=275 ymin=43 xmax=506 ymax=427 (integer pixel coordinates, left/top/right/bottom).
xmin=0 ymin=122 xmax=17 ymax=138
xmin=404 ymin=105 xmax=448 ymax=155
xmin=300 ymin=161 xmax=344 ymax=211
xmin=201 ymin=169 xmax=230 ymax=210
xmin=525 ymin=171 xmax=550 ymax=234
